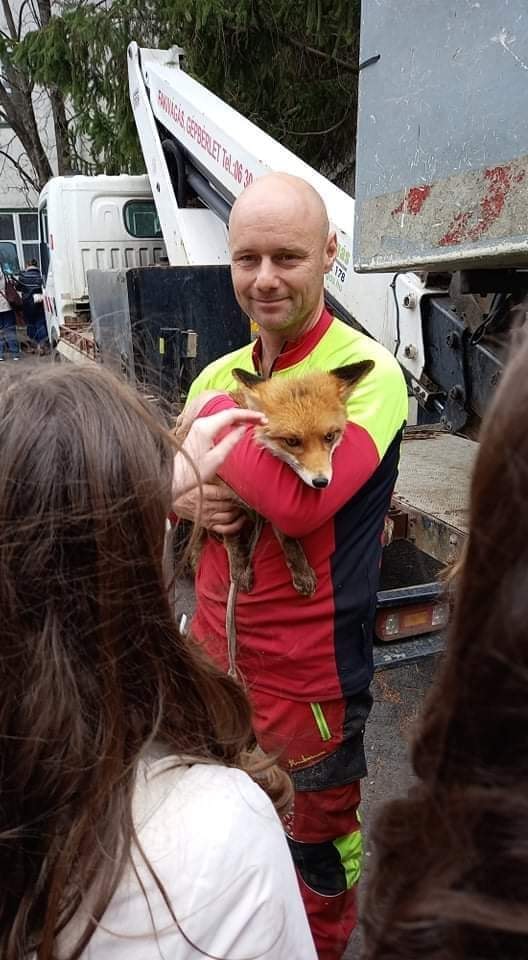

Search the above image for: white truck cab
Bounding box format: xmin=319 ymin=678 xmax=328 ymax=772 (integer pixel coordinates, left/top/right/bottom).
xmin=38 ymin=174 xmax=165 ymax=347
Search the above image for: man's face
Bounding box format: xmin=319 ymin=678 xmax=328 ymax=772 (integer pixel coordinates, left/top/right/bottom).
xmin=229 ymin=196 xmax=336 ymax=338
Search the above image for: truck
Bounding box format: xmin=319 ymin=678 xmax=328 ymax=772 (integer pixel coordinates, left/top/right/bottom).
xmin=37 ymin=1 xmax=526 ymax=669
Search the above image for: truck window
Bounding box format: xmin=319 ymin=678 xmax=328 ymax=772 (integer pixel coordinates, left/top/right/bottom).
xmin=124 ymin=200 xmax=162 ymax=238
xmin=39 ymin=203 xmax=50 ymax=282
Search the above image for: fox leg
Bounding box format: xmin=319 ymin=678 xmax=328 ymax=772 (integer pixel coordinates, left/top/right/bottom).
xmin=224 ymin=514 xmax=264 ymax=593
xmin=272 ymin=528 xmax=317 ymax=597
xmin=224 ymin=533 xmax=253 ymax=592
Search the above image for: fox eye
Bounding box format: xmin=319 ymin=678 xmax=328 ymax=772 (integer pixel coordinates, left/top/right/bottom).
xmin=324 ymin=431 xmax=337 ymax=444
xmin=284 ymin=437 xmax=301 ymax=448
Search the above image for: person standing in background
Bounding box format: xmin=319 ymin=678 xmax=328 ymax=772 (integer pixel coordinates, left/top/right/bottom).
xmin=0 ymin=266 xmax=21 ymax=361
xmin=17 ymin=259 xmax=48 ymax=353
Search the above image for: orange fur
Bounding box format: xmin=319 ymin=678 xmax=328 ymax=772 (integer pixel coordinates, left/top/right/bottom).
xmin=232 ymin=361 xmax=374 ymax=489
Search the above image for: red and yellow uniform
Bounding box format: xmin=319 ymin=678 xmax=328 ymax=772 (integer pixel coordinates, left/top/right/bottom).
xmin=186 ymin=308 xmax=408 ymax=958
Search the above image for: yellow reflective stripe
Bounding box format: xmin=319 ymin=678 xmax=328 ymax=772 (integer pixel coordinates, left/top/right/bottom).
xmin=310 ymin=702 xmax=332 ymax=742
xmin=333 ymin=829 xmax=363 ymax=889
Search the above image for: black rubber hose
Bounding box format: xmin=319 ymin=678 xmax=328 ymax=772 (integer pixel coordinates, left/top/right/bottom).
xmin=161 ymin=138 xmax=187 ymax=207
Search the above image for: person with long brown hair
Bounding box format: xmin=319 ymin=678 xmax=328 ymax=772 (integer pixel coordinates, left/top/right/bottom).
xmin=0 ymin=362 xmax=317 ymax=960
xmin=362 ymin=337 xmax=528 ymax=960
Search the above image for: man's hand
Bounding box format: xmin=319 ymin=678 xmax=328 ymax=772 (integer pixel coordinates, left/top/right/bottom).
xmin=173 ymin=479 xmax=246 ymax=535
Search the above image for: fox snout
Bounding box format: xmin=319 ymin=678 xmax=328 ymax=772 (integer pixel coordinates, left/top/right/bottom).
xmin=312 ymin=475 xmax=329 ymax=489
xmin=293 ymin=456 xmax=335 ymax=490
xmin=231 ymin=360 xmax=376 ymax=492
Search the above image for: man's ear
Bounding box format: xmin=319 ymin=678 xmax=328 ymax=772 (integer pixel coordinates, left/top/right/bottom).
xmin=330 ymin=360 xmax=375 ymax=400
xmin=231 ymin=368 xmax=265 ymax=410
xmin=323 ymin=230 xmax=338 ymax=274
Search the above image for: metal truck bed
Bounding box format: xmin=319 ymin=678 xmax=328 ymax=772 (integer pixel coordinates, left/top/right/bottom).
xmin=355 ymin=0 xmax=528 ymax=272
xmin=394 ymin=430 xmax=477 ymax=564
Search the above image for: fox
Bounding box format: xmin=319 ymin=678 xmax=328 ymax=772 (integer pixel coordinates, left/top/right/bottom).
xmin=218 ymin=359 xmax=375 ymax=597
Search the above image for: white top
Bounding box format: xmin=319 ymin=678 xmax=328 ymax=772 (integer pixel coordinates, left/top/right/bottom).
xmin=0 ymin=268 xmax=10 ymax=313
xmin=57 ymin=756 xmax=317 ymax=959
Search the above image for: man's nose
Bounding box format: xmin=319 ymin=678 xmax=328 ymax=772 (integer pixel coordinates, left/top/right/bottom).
xmin=255 ymin=259 xmax=279 ymax=289
xmin=312 ymin=476 xmax=329 ymax=489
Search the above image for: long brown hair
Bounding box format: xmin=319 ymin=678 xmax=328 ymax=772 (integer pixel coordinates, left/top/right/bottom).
xmin=0 ymin=362 xmax=289 ymax=959
xmin=363 ymin=336 xmax=528 ymax=960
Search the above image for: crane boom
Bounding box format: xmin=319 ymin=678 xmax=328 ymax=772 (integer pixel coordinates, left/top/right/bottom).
xmin=127 ymin=42 xmax=430 ymax=384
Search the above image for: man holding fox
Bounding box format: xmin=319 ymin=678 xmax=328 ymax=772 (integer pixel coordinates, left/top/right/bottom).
xmin=174 ymin=173 xmax=408 ymax=959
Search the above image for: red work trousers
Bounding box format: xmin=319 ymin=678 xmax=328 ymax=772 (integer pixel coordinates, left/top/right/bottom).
xmin=250 ymin=688 xmax=372 ymax=960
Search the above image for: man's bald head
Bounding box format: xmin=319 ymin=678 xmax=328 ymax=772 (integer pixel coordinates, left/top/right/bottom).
xmin=229 ymin=173 xmax=330 ymax=249
xmin=228 ymin=172 xmax=337 ymax=343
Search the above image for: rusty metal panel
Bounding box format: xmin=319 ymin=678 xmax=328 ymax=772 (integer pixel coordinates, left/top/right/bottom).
xmin=355 ymin=0 xmax=528 ymax=272
xmin=394 ymin=432 xmax=477 ymax=552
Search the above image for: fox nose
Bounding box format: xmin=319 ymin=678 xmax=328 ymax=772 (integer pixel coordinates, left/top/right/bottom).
xmin=312 ymin=476 xmax=329 ymax=489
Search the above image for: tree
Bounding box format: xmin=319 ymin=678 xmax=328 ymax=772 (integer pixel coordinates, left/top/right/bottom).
xmin=0 ymin=0 xmax=78 ymax=193
xmin=13 ymin=0 xmax=360 ymax=190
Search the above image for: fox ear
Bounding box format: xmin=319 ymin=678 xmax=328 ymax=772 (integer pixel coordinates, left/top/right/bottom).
xmin=232 ymin=368 xmax=264 ymax=391
xmin=330 ymin=360 xmax=375 ymax=399
xmin=231 ymin=368 xmax=266 ymax=410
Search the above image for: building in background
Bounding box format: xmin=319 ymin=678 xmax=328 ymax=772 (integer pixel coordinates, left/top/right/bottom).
xmin=0 ymin=0 xmax=57 ymax=275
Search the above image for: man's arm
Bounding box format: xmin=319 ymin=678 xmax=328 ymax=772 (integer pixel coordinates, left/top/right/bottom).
xmin=195 ymin=396 xmax=381 ymax=539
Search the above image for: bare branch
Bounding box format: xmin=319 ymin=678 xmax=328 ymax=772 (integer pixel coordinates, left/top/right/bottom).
xmin=36 ymin=0 xmax=51 ymax=26
xmin=0 ymin=146 xmax=40 ymax=191
xmin=17 ymin=0 xmax=32 ymax=39
xmin=28 ymin=0 xmax=40 ymax=27
xmin=1 ymin=0 xmax=17 ymax=39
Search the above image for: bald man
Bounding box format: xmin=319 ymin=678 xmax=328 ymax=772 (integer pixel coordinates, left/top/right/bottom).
xmin=175 ymin=174 xmax=408 ymax=959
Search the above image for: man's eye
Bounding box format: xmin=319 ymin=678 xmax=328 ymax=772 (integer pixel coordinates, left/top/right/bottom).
xmin=324 ymin=432 xmax=337 ymax=443
xmin=284 ymin=437 xmax=301 ymax=448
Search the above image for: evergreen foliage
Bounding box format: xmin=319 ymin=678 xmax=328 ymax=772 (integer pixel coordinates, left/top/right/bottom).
xmin=12 ymin=0 xmax=360 ymax=184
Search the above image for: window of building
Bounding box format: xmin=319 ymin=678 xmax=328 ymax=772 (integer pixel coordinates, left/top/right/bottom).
xmin=0 ymin=213 xmax=15 ymax=242
xmin=0 ymin=241 xmax=19 ymax=274
xmin=124 ymin=200 xmax=162 ymax=238
xmin=19 ymin=212 xmax=39 ymax=265
xmin=0 ymin=210 xmax=40 ymax=274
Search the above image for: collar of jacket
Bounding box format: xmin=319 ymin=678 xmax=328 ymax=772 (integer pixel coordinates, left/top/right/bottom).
xmin=251 ymin=307 xmax=333 ymax=375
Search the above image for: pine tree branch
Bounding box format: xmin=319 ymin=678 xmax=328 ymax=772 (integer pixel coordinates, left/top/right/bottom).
xmin=279 ymin=32 xmax=358 ymax=72
xmin=284 ymin=107 xmax=353 ymax=138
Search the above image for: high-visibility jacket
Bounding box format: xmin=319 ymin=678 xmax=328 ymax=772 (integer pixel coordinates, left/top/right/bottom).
xmin=187 ymin=308 xmax=408 ymax=701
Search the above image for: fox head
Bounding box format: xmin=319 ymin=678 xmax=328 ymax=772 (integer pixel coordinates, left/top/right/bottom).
xmin=231 ymin=361 xmax=374 ymax=489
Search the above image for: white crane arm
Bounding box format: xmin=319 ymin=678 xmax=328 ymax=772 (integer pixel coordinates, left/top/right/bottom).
xmin=128 ymin=42 xmax=432 ymax=380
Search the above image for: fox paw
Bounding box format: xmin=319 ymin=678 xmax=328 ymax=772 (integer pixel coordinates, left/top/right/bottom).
xmin=292 ymin=569 xmax=317 ymax=597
